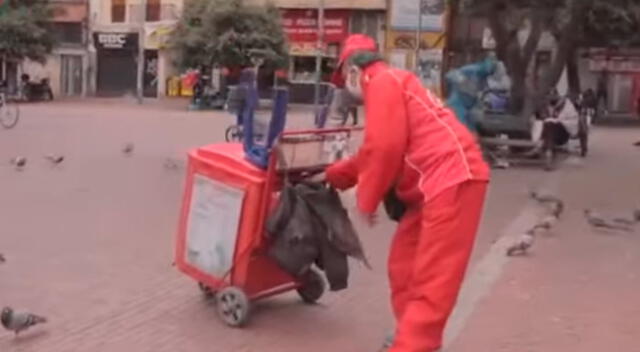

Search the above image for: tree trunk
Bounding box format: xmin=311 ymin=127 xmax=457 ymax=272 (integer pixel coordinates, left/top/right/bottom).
xmin=519 ymin=0 xmax=591 ymax=119
xmin=487 ymin=6 xmax=543 ymax=114
xmin=566 ymin=45 xmax=581 ymax=97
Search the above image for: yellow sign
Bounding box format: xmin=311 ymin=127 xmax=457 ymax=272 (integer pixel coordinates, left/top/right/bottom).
xmin=289 ymin=42 xmax=337 ymax=58
xmin=386 ymin=31 xmax=446 ymax=51
xmin=145 ymin=24 xmax=176 ymax=50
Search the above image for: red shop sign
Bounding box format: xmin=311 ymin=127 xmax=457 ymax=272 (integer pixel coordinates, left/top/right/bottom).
xmin=281 ymin=9 xmax=349 ymax=44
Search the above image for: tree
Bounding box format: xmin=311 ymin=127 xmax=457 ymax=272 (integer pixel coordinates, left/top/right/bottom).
xmin=171 ymin=0 xmax=289 ymax=71
xmin=0 ymin=0 xmax=55 ymax=63
xmin=461 ymin=0 xmax=637 ymax=117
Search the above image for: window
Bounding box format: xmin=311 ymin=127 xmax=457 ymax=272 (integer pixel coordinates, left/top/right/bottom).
xmin=146 ymin=0 xmax=160 ymax=22
xmin=290 ymin=56 xmax=334 ymax=83
xmin=51 ymin=22 xmax=83 ymax=45
xmin=112 ymin=0 xmax=125 ymax=23
xmin=349 ymin=12 xmax=382 ymax=44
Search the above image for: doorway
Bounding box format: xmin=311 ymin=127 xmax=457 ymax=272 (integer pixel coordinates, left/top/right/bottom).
xmin=61 ymin=55 xmax=84 ymax=96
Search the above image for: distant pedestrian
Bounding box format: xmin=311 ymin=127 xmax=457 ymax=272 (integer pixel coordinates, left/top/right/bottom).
xmin=596 ymin=72 xmax=608 ymax=114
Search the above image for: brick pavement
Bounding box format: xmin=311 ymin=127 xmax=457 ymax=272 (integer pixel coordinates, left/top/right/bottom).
xmin=449 ymin=127 xmax=640 ymax=352
xmin=0 ymin=102 xmax=572 ymax=352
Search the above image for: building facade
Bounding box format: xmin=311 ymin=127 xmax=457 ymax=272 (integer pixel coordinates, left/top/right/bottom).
xmin=18 ymin=0 xmax=91 ymax=98
xmin=385 ymin=0 xmax=449 ymax=96
xmin=246 ymin=0 xmax=386 ymax=103
xmin=88 ymin=0 xmax=181 ymax=97
xmin=578 ymin=48 xmax=640 ymax=115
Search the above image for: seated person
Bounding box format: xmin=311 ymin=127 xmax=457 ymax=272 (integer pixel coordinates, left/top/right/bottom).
xmin=483 ymin=61 xmax=511 ymax=113
xmin=534 ymin=89 xmax=579 ymax=147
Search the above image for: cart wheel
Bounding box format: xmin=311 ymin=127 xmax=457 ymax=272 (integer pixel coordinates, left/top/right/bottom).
xmin=198 ymin=282 xmax=215 ymax=299
xmin=297 ymin=269 xmax=326 ymax=304
xmin=216 ymin=286 xmax=250 ymax=327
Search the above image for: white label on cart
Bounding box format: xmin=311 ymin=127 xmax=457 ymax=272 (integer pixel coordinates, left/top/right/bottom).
xmin=323 ymin=133 xmax=350 ymax=163
xmin=185 ymin=175 xmax=245 ymax=278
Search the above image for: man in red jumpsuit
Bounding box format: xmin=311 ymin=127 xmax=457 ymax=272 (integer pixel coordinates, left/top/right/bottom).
xmin=325 ymin=34 xmax=490 ymax=351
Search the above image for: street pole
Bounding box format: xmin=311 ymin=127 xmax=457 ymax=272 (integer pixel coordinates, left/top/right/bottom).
xmin=314 ymin=0 xmax=325 ymax=109
xmin=136 ymin=0 xmax=146 ymax=104
xmin=415 ymin=0 xmax=423 ymax=73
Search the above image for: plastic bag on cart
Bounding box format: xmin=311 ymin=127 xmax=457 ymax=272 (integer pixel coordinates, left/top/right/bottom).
xmin=266 ymin=182 xmax=369 ymax=291
xmin=295 ymin=183 xmax=371 ymax=269
xmin=266 ymin=185 xmax=320 ymax=277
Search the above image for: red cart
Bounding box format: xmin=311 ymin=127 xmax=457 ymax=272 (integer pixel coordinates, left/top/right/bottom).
xmin=174 ymin=127 xmax=363 ymax=327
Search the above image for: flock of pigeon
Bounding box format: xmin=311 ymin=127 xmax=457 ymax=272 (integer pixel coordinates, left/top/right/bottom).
xmin=506 ymin=189 xmax=640 ymax=257
xmin=6 ymin=142 xmax=183 ymax=173
xmin=1 ymin=142 xmax=184 ymax=338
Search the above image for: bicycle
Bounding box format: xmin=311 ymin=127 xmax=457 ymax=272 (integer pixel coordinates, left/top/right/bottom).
xmin=0 ymin=89 xmax=20 ymax=129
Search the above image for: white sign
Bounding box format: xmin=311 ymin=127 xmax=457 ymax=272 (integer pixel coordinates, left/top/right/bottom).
xmin=417 ymin=49 xmax=443 ymax=94
xmin=97 ymin=33 xmax=127 ymax=49
xmin=185 ymin=175 xmax=245 ymax=278
xmin=390 ymin=0 xmax=445 ymax=32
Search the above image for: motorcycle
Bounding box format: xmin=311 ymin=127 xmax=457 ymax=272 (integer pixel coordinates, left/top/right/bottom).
xmin=20 ymin=74 xmax=54 ymax=102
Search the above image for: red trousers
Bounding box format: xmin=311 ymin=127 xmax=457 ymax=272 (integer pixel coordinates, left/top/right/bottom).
xmin=388 ymin=180 xmax=487 ymax=352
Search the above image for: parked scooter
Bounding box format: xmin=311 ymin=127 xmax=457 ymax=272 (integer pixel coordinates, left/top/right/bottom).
xmin=20 ymin=74 xmax=54 ymax=102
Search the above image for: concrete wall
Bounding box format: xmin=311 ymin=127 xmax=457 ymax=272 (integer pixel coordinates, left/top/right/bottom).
xmin=22 ymin=48 xmax=89 ymax=98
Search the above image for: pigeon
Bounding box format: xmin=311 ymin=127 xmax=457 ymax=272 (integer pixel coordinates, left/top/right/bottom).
xmin=506 ymin=230 xmax=535 ymax=256
xmin=1 ymin=307 xmax=47 ymax=336
xmin=44 ymin=154 xmax=64 ymax=165
xmin=530 ymin=190 xmax=563 ymax=205
xmin=606 ymin=209 xmax=640 ymax=227
xmin=584 ymin=209 xmax=633 ymax=232
xmin=163 ymin=158 xmax=180 ymax=171
xmin=10 ymin=156 xmax=27 ymax=169
xmin=530 ymin=190 xmax=564 ymax=218
xmin=122 ymin=143 xmax=135 ymax=156
xmin=531 ymin=214 xmax=558 ymax=232
xmin=0 ymin=253 xmax=5 ymax=263
xmin=506 ymin=191 xmax=564 ymax=257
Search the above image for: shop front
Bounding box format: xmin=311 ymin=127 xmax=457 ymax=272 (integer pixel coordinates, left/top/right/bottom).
xmin=586 ymin=49 xmax=640 ymax=115
xmin=144 ymin=22 xmax=177 ymax=98
xmin=385 ymin=0 xmax=448 ymax=96
xmin=0 ymin=57 xmax=20 ymax=97
xmin=281 ymin=9 xmax=350 ymax=104
xmin=94 ymin=32 xmax=139 ymax=97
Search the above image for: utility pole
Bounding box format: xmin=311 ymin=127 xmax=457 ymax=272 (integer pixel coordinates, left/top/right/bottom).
xmin=414 ymin=0 xmax=423 ymax=74
xmin=314 ymin=0 xmax=325 ymax=109
xmin=136 ymin=0 xmax=147 ymax=104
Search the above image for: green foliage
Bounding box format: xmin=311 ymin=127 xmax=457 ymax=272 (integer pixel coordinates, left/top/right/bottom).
xmin=463 ymin=0 xmax=640 ymax=47
xmin=171 ymin=0 xmax=289 ymax=70
xmin=458 ymin=0 xmax=640 ymax=114
xmin=0 ymin=0 xmax=55 ymax=62
xmin=584 ymin=0 xmax=640 ymax=47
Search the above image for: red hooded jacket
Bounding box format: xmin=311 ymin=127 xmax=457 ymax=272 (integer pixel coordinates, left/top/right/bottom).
xmin=326 ymin=62 xmax=490 ymax=213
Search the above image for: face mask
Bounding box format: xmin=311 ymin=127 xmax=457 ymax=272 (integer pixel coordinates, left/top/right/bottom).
xmin=344 ymin=65 xmax=364 ymax=103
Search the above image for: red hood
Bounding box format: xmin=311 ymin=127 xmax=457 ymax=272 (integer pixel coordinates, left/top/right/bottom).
xmin=331 ymin=34 xmax=378 ymax=88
